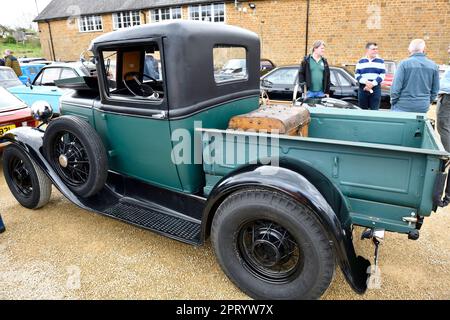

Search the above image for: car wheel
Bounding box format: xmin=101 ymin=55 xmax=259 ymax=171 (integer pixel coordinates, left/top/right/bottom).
xmin=3 ymin=144 xmax=52 ymax=209
xmin=43 ymin=116 xmax=108 ymax=198
xmin=211 ymin=188 xmax=335 ymax=300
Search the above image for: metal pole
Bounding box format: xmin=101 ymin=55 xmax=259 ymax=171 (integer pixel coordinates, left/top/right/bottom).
xmin=305 ymin=0 xmax=310 ymax=57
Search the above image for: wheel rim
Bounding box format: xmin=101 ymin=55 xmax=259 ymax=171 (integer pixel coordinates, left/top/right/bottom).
xmin=238 ymin=219 xmax=303 ymax=283
xmin=9 ymin=156 xmax=33 ymax=197
xmin=51 ymin=131 xmax=90 ymax=187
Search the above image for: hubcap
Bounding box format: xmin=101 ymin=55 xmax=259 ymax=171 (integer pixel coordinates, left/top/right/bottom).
xmin=58 ymin=154 xmax=68 ymax=168
xmin=238 ymin=219 xmax=303 ymax=283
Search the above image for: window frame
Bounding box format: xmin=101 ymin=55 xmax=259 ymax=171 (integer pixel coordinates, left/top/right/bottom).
xmin=112 ymin=11 xmax=142 ymax=30
xmin=213 ymin=45 xmax=248 ymax=85
xmin=188 ymin=3 xmax=226 ymax=23
xmin=97 ymin=39 xmax=168 ymax=112
xmin=149 ymin=6 xmax=183 ymax=23
xmin=78 ymin=15 xmax=103 ymax=33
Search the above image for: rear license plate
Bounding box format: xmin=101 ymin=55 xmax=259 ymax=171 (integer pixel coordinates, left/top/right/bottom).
xmin=0 ymin=124 xmax=16 ymax=136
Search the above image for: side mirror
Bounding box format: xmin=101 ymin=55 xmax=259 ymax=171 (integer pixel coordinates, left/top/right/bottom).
xmin=31 ymin=101 xmax=53 ymax=123
xmin=26 ymin=81 xmax=33 ymax=90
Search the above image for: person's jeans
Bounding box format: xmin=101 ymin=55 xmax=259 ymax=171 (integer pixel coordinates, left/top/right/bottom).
xmin=358 ymin=85 xmax=381 ymax=110
xmin=0 ymin=214 xmax=5 ymax=233
xmin=307 ymin=91 xmax=326 ymax=98
xmin=437 ymin=94 xmax=450 ymax=152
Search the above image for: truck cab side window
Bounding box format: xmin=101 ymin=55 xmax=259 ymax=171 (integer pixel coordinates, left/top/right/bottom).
xmin=101 ymin=43 xmax=164 ymax=104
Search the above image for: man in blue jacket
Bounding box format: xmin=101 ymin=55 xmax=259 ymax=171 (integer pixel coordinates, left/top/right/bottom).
xmin=391 ymin=39 xmax=440 ymax=113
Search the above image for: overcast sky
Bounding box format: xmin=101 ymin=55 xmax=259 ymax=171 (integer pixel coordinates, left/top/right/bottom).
xmin=0 ymin=0 xmax=52 ymax=29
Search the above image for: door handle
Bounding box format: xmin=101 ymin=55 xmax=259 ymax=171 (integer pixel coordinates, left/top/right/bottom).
xmin=151 ymin=111 xmax=167 ymax=119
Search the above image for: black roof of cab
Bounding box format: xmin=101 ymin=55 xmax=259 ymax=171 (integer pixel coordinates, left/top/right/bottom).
xmin=89 ymin=21 xmax=261 ymax=117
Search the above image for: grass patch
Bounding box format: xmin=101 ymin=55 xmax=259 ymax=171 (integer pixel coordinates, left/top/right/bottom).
xmin=0 ymin=42 xmax=42 ymax=58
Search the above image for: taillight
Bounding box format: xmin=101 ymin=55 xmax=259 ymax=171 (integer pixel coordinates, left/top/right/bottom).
xmin=26 ymin=120 xmax=40 ymax=127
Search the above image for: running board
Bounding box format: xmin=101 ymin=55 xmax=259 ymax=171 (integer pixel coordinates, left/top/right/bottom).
xmin=57 ymin=171 xmax=206 ymax=246
xmin=102 ymin=198 xmax=201 ymax=245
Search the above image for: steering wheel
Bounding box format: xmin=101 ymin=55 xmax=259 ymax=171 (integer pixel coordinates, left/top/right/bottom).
xmin=123 ymin=71 xmax=158 ymax=98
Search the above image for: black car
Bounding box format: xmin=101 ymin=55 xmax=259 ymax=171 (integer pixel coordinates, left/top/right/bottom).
xmin=260 ymin=58 xmax=276 ymax=75
xmin=260 ymin=65 xmax=391 ymax=108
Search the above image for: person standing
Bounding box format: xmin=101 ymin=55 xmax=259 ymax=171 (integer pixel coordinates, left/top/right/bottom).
xmin=390 ymin=39 xmax=440 ymax=113
xmin=298 ymin=40 xmax=331 ymax=99
xmin=4 ymin=49 xmax=22 ymax=77
xmin=436 ymin=44 xmax=450 ymax=151
xmin=355 ymin=42 xmax=386 ymax=110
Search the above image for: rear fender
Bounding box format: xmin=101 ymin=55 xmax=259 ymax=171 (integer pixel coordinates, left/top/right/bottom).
xmin=202 ymin=164 xmax=370 ymax=294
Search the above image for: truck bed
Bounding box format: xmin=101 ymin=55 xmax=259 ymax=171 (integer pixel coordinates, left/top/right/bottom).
xmin=198 ymin=107 xmax=449 ymax=234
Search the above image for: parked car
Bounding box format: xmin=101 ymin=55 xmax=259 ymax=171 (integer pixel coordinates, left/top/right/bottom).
xmin=381 ymin=60 xmax=397 ymax=88
xmin=7 ymin=62 xmax=94 ymax=114
xmin=1 ymin=21 xmax=449 ymax=300
xmin=260 ymin=65 xmax=391 ymax=108
xmin=0 ymin=67 xmax=23 ymax=89
xmin=439 ymin=64 xmax=450 ymax=79
xmin=440 ymin=68 xmax=450 ymax=93
xmin=0 ymin=87 xmax=38 ymax=149
xmin=19 ymin=63 xmax=46 ymax=85
xmin=260 ymin=58 xmax=276 ymax=75
xmin=18 ymin=57 xmax=47 ymax=64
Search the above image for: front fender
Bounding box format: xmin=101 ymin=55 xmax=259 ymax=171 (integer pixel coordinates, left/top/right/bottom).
xmin=0 ymin=127 xmax=88 ymax=209
xmin=202 ymin=165 xmax=370 ymax=294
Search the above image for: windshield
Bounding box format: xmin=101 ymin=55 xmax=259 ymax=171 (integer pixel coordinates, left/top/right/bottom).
xmin=0 ymin=68 xmax=18 ymax=80
xmin=385 ymin=61 xmax=396 ymax=74
xmin=0 ymin=87 xmax=24 ymax=110
xmin=263 ymin=68 xmax=298 ymax=85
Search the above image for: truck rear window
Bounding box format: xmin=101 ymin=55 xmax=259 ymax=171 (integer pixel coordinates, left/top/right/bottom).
xmin=213 ymin=45 xmax=248 ymax=84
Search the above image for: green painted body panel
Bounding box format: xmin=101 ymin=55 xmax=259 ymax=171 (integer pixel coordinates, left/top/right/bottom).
xmin=169 ymin=96 xmax=259 ymax=193
xmin=200 ymin=107 xmax=448 ymax=234
xmin=60 ymin=103 xmax=95 ymax=125
xmin=93 ymin=111 xmax=182 ymax=191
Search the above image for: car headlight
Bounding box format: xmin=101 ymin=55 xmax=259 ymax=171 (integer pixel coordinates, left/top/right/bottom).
xmin=31 ymin=101 xmax=53 ymax=123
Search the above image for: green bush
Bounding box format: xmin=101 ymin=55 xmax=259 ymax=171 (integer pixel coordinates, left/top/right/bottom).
xmin=3 ymin=36 xmax=16 ymax=44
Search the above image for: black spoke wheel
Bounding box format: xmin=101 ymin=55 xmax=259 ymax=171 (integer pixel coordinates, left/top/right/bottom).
xmin=211 ymin=188 xmax=336 ymax=300
xmin=3 ymin=144 xmax=52 ymax=209
xmin=9 ymin=156 xmax=33 ymax=197
xmin=238 ymin=220 xmax=303 ymax=283
xmin=43 ymin=116 xmax=108 ymax=198
xmin=51 ymin=131 xmax=90 ymax=187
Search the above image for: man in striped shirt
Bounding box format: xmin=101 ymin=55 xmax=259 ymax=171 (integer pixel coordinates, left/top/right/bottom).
xmin=355 ymin=43 xmax=386 ymax=110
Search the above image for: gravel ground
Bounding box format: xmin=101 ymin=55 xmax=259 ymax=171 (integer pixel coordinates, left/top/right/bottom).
xmin=1 ymin=107 xmax=449 ymax=300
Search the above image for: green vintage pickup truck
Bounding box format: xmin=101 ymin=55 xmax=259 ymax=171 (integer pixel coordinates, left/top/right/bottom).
xmin=1 ymin=21 xmax=449 ymax=300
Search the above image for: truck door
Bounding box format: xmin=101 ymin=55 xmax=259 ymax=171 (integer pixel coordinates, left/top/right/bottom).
xmin=93 ymin=40 xmax=182 ymax=191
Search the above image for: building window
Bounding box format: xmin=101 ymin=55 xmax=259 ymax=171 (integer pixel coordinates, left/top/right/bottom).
xmin=150 ymin=7 xmax=182 ymax=23
xmin=78 ymin=15 xmax=103 ymax=32
xmin=113 ymin=11 xmax=141 ymax=30
xmin=189 ymin=3 xmax=225 ymax=23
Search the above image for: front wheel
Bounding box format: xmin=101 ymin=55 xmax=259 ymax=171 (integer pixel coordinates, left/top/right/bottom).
xmin=43 ymin=116 xmax=108 ymax=198
xmin=2 ymin=144 xmax=52 ymax=209
xmin=211 ymin=189 xmax=335 ymax=300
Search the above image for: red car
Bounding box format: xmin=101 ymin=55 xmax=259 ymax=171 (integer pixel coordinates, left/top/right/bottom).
xmin=0 ymin=87 xmax=39 ymax=148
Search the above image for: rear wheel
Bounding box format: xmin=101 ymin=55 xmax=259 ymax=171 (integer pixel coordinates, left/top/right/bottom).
xmin=2 ymin=144 xmax=52 ymax=209
xmin=43 ymin=116 xmax=108 ymax=198
xmin=211 ymin=188 xmax=335 ymax=300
